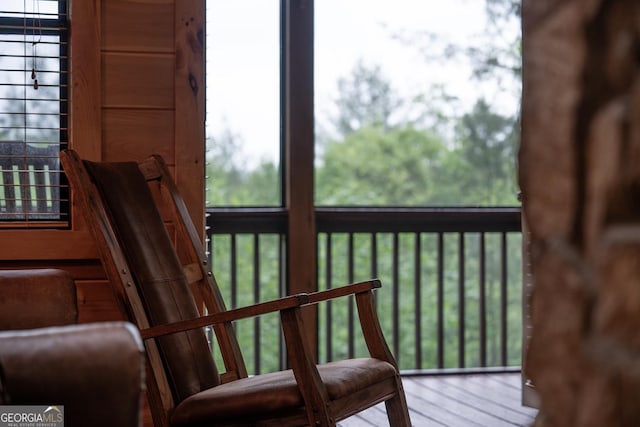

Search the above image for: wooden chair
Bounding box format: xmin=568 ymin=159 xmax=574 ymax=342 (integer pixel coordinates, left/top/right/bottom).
xmin=60 ymin=149 xmax=411 ymax=427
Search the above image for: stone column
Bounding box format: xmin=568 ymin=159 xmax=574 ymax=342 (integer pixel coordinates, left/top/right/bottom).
xmin=520 ymin=0 xmax=640 ymax=426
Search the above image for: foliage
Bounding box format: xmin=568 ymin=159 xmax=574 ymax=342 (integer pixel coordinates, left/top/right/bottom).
xmin=206 ymin=128 xmax=280 ymax=206
xmin=443 ymin=99 xmax=520 ymax=205
xmin=316 ymin=124 xmax=445 ymax=205
xmin=329 ymin=60 xmax=403 ymax=138
xmin=315 ymin=96 xmax=519 ymax=207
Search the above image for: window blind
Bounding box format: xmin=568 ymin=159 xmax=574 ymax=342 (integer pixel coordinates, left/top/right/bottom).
xmin=0 ymin=0 xmax=68 ymax=227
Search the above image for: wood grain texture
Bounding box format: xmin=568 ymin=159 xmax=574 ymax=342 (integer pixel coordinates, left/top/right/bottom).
xmin=174 ymin=0 xmax=206 ymax=238
xmin=76 ymin=279 xmax=123 ymax=323
xmin=70 ymin=0 xmax=102 ymax=161
xmin=103 ymin=109 xmax=175 ymax=162
xmin=102 ymin=52 xmax=174 ymax=109
xmin=0 ymin=231 xmax=99 ymax=260
xmin=102 ymin=0 xmax=174 ymax=52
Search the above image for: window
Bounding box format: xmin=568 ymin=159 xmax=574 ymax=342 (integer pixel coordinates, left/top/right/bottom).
xmin=314 ymin=0 xmax=521 ymax=206
xmin=205 ymin=0 xmax=281 ymax=207
xmin=206 ymin=0 xmax=521 ymax=209
xmin=0 ymin=0 xmax=68 ymax=226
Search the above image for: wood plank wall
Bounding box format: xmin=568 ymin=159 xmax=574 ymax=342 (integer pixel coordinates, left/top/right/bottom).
xmin=0 ymin=0 xmax=205 ymax=325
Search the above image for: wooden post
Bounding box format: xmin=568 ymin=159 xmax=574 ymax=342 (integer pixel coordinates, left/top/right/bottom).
xmin=283 ymin=0 xmax=318 ymax=358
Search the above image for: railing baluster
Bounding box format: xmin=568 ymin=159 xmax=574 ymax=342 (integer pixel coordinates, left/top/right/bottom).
xmin=437 ymin=232 xmax=444 ymax=369
xmin=371 ymin=232 xmax=377 ymax=279
xmin=0 ymin=166 xmax=6 ymax=210
xmin=371 ymin=232 xmax=379 ymax=315
xmin=414 ymin=232 xmax=422 ymax=370
xmin=500 ymin=232 xmax=508 ymax=366
xmin=43 ymin=165 xmax=53 ymax=209
xmin=28 ymin=165 xmax=37 ymax=209
xmin=253 ymin=233 xmax=260 ymax=374
xmin=325 ymin=233 xmax=333 ymax=362
xmin=458 ymin=232 xmax=466 ymax=369
xmin=479 ymin=232 xmax=487 ymax=368
xmin=12 ymin=165 xmax=21 ymax=209
xmin=347 ymin=233 xmax=355 ymax=359
xmin=392 ymin=232 xmax=400 ymax=363
xmin=279 ymin=233 xmax=286 ymax=371
xmin=230 ymin=233 xmax=237 ymax=309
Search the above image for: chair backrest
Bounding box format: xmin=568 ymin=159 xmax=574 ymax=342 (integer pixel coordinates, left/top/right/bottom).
xmin=82 ymin=160 xmax=219 ymax=402
xmin=60 ymin=150 xmax=247 ymax=423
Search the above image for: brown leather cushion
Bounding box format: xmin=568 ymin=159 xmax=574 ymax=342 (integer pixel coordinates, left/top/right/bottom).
xmin=0 ymin=322 xmax=144 ymax=427
xmin=83 ymin=161 xmax=219 ymax=403
xmin=0 ymin=269 xmax=77 ymax=330
xmin=171 ymin=358 xmax=397 ymax=425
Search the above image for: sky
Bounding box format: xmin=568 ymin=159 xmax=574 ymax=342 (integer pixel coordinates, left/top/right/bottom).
xmin=205 ymin=0 xmax=516 ymax=168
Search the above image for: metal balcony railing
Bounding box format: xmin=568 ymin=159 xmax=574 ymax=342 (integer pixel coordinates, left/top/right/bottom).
xmin=206 ymin=207 xmax=522 ymax=376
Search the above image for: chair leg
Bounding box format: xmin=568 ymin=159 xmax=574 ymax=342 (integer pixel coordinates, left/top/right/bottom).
xmin=385 ymin=377 xmax=412 ymax=426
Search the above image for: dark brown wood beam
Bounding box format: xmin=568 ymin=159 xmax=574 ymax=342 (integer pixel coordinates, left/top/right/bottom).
xmin=283 ymin=0 xmax=317 ymax=357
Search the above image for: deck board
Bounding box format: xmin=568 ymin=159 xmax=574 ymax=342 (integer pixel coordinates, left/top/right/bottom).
xmin=338 ymin=372 xmax=538 ymax=427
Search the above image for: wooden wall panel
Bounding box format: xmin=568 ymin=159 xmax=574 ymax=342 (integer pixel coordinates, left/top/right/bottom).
xmin=70 ymin=0 xmax=102 ymax=162
xmin=102 ymin=52 xmax=175 ymax=109
xmin=102 ymin=0 xmax=174 ymax=52
xmin=103 ymin=109 xmax=175 ymax=162
xmin=174 ymin=0 xmax=206 ymax=236
xmin=76 ymin=280 xmax=123 ymax=323
xmin=0 ymin=231 xmax=99 ymax=260
xmin=0 ymin=261 xmax=104 ymax=281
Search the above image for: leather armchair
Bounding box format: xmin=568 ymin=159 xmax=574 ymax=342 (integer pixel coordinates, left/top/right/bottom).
xmin=0 ymin=269 xmax=146 ymax=427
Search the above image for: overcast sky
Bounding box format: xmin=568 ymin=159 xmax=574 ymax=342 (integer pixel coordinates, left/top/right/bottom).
xmin=205 ymin=0 xmax=511 ymax=167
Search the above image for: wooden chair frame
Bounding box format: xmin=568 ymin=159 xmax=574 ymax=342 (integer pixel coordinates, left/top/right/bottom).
xmin=61 ymin=149 xmax=411 ymax=427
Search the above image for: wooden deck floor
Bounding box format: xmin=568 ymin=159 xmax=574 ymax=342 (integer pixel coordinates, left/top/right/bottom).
xmin=339 ymin=372 xmax=539 ymax=427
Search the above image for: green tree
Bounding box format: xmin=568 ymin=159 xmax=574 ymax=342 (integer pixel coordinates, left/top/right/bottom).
xmin=316 ymin=123 xmax=445 ymax=206
xmin=206 ymin=128 xmax=279 ymax=206
xmin=330 ymin=60 xmax=402 ymax=138
xmin=435 ymin=99 xmax=520 ymax=206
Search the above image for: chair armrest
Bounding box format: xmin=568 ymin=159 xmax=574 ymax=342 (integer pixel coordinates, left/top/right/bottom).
xmin=0 ymin=322 xmax=145 ymax=427
xmin=139 ymin=293 xmax=309 ymax=340
xmin=304 ymin=279 xmax=397 ymax=366
xmin=352 ymin=287 xmax=398 ymax=366
xmin=304 ymin=279 xmax=381 ymax=305
xmin=140 ymin=279 xmax=388 ymax=352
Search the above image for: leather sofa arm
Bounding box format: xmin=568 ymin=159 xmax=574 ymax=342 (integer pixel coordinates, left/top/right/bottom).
xmin=0 ymin=321 xmax=145 ymax=427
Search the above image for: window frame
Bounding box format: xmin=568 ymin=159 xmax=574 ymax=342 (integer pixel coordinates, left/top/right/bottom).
xmin=0 ymin=0 xmax=102 ymax=262
xmin=0 ymin=0 xmax=69 ymax=228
